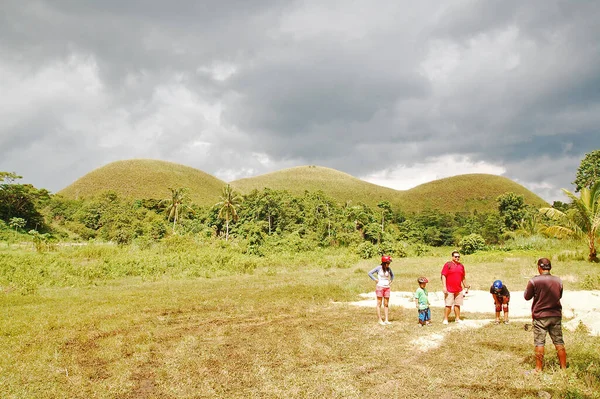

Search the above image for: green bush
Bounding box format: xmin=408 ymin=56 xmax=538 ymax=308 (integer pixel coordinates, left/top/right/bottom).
xmin=414 ymin=243 xmax=431 ymax=257
xmin=376 ymin=241 xmax=394 ymax=256
xmin=392 ymin=244 xmax=408 ymax=258
xmin=459 ymin=233 xmax=486 ymax=254
xmin=355 ymin=242 xmax=376 ymax=259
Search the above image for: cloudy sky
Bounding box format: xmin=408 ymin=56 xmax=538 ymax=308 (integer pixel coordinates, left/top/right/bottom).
xmin=1 ymin=0 xmax=599 ymax=202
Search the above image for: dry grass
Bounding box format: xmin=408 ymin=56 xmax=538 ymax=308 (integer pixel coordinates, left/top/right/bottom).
xmin=2 ymin=258 xmax=598 ymax=398
xmin=397 ymin=173 xmax=548 ymax=213
xmin=58 ymin=160 xmax=547 ymax=212
xmin=230 ymin=165 xmax=401 ymax=209
xmin=58 ymin=159 xmax=226 ymax=206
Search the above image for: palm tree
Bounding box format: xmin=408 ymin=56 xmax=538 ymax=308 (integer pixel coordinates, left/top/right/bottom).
xmin=161 ymin=188 xmax=193 ymax=232
xmin=539 ymin=181 xmax=600 ymax=262
xmin=216 ymin=184 xmax=242 ymax=241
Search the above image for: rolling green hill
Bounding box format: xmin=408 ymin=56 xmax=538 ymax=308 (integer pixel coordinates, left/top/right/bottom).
xmin=59 ymin=160 xmax=548 ymax=213
xmin=230 ymin=167 xmax=548 ymax=213
xmin=229 ymin=165 xmax=401 ymax=208
xmin=58 ymin=159 xmax=227 ymax=207
xmin=396 ymin=174 xmax=548 ymax=213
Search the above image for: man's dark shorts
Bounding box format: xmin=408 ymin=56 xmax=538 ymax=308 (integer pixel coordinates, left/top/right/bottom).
xmin=533 ymin=317 xmax=564 ymax=346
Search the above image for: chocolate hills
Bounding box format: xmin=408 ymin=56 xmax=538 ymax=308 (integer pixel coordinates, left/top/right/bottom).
xmin=58 ymin=159 xmax=227 ymax=207
xmin=58 ymin=159 xmax=548 ymax=212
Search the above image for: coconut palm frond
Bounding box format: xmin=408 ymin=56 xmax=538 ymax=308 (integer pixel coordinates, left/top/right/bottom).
xmin=544 ymin=183 xmax=600 ymax=262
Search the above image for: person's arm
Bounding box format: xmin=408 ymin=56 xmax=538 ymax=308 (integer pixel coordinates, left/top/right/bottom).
xmin=441 ymin=274 xmax=448 ymax=294
xmin=389 ymin=268 xmax=395 ymax=284
xmin=461 ymin=267 xmax=470 ymax=292
xmin=524 ymin=280 xmax=534 ymax=300
xmin=368 ymin=266 xmax=380 ymax=282
xmin=559 ymin=280 xmax=563 ymax=298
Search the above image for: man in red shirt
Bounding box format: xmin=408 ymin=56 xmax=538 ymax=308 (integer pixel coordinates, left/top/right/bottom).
xmin=441 ymin=251 xmax=470 ymax=324
xmin=524 ymin=258 xmax=567 ymax=373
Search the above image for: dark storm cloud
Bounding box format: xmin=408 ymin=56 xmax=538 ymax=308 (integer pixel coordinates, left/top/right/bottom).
xmin=0 ymin=0 xmax=598 ymax=201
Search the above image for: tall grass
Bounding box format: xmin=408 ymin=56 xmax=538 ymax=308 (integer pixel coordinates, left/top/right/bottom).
xmin=1 ymin=240 xmax=599 ymax=398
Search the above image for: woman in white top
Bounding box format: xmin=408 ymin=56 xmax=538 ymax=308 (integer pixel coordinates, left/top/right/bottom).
xmin=368 ymin=255 xmax=394 ymax=325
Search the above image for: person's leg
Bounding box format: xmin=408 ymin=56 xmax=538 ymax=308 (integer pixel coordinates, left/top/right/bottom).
xmin=535 ymin=346 xmax=545 ymax=372
xmin=443 ymin=293 xmax=453 ymax=324
xmin=454 ymin=305 xmax=461 ymax=321
xmin=502 ymin=297 xmax=509 ymax=323
xmin=493 ymin=295 xmax=501 ymax=322
xmin=555 ymin=345 xmax=567 ymax=369
xmin=443 ymin=306 xmax=451 ymax=323
xmin=454 ymin=292 xmax=464 ymax=322
xmin=547 ymin=317 xmax=566 ymax=369
xmin=383 ymin=297 xmax=390 ymax=323
xmin=376 ymin=297 xmax=383 ymax=323
xmin=532 ymin=319 xmax=548 ymax=372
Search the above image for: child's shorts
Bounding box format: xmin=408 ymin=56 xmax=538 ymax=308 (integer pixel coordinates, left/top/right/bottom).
xmin=418 ymin=308 xmax=431 ymax=323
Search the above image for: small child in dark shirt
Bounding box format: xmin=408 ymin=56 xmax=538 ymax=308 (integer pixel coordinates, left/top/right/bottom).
xmin=490 ymin=280 xmax=510 ymax=324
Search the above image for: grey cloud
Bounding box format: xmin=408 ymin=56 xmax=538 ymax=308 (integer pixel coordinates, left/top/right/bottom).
xmin=0 ymin=0 xmax=598 ymax=202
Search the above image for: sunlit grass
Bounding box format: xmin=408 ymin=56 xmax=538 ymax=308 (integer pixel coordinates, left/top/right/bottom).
xmin=231 ymin=167 xmax=547 ymax=213
xmin=58 ymin=159 xmax=226 ymax=206
xmin=57 ymin=160 xmax=547 ymax=213
xmin=1 ymin=247 xmax=599 ymax=398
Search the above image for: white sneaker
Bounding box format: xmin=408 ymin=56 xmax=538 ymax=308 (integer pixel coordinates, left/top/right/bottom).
xmin=455 ymin=319 xmax=463 ymax=324
xmin=384 ymin=321 xmax=392 ymax=325
xmin=442 ymin=320 xmax=449 ymax=325
xmin=379 ymin=320 xmax=386 ymax=326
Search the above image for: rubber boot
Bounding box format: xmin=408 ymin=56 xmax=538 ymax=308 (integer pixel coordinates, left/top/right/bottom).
xmin=534 ymin=346 xmax=545 ymax=372
xmin=555 ymin=345 xmax=567 ymax=369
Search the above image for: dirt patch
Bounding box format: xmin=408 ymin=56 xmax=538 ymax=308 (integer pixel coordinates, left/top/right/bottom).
xmin=350 ymin=290 xmax=600 ymax=336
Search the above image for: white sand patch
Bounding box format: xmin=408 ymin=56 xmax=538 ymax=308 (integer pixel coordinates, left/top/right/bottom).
xmin=410 ymin=320 xmax=491 ymax=352
xmin=412 ymin=333 xmax=445 ymax=351
xmin=350 ymin=290 xmax=600 ymax=336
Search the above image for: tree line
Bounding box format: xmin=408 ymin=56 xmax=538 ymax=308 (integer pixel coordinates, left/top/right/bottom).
xmin=1 ymin=150 xmax=599 ymax=261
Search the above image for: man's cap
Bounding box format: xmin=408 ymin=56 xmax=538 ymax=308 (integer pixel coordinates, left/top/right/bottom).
xmin=537 ymin=258 xmax=552 ymax=270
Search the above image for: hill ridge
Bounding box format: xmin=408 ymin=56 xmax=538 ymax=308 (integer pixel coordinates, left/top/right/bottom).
xmin=59 ymin=159 xmax=548 ymax=212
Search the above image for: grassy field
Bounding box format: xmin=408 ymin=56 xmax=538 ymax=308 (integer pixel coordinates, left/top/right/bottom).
xmin=1 ymin=245 xmax=599 ymax=398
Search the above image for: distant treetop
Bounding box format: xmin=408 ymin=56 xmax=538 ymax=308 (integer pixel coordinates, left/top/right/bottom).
xmin=573 ymin=150 xmax=600 ymax=192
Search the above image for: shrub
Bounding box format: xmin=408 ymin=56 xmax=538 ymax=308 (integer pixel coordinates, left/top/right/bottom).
xmin=414 ymin=243 xmax=431 ymax=257
xmin=355 ymin=242 xmax=376 ymax=259
xmin=376 ymin=241 xmax=394 ymax=256
xmin=459 ymin=233 xmax=486 ymax=254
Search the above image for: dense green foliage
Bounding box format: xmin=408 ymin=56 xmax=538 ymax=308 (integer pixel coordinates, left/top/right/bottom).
xmin=0 ymin=173 xmax=50 ymax=231
xmin=573 ymin=149 xmax=600 ymax=192
xmin=2 ymin=152 xmax=597 ymax=262
xmin=497 ymin=192 xmax=526 ymax=230
xmin=541 ymin=181 xmax=600 ymax=262
xmin=459 ymin=233 xmax=486 ymax=254
xmin=0 ymin=170 xmax=567 ymax=259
